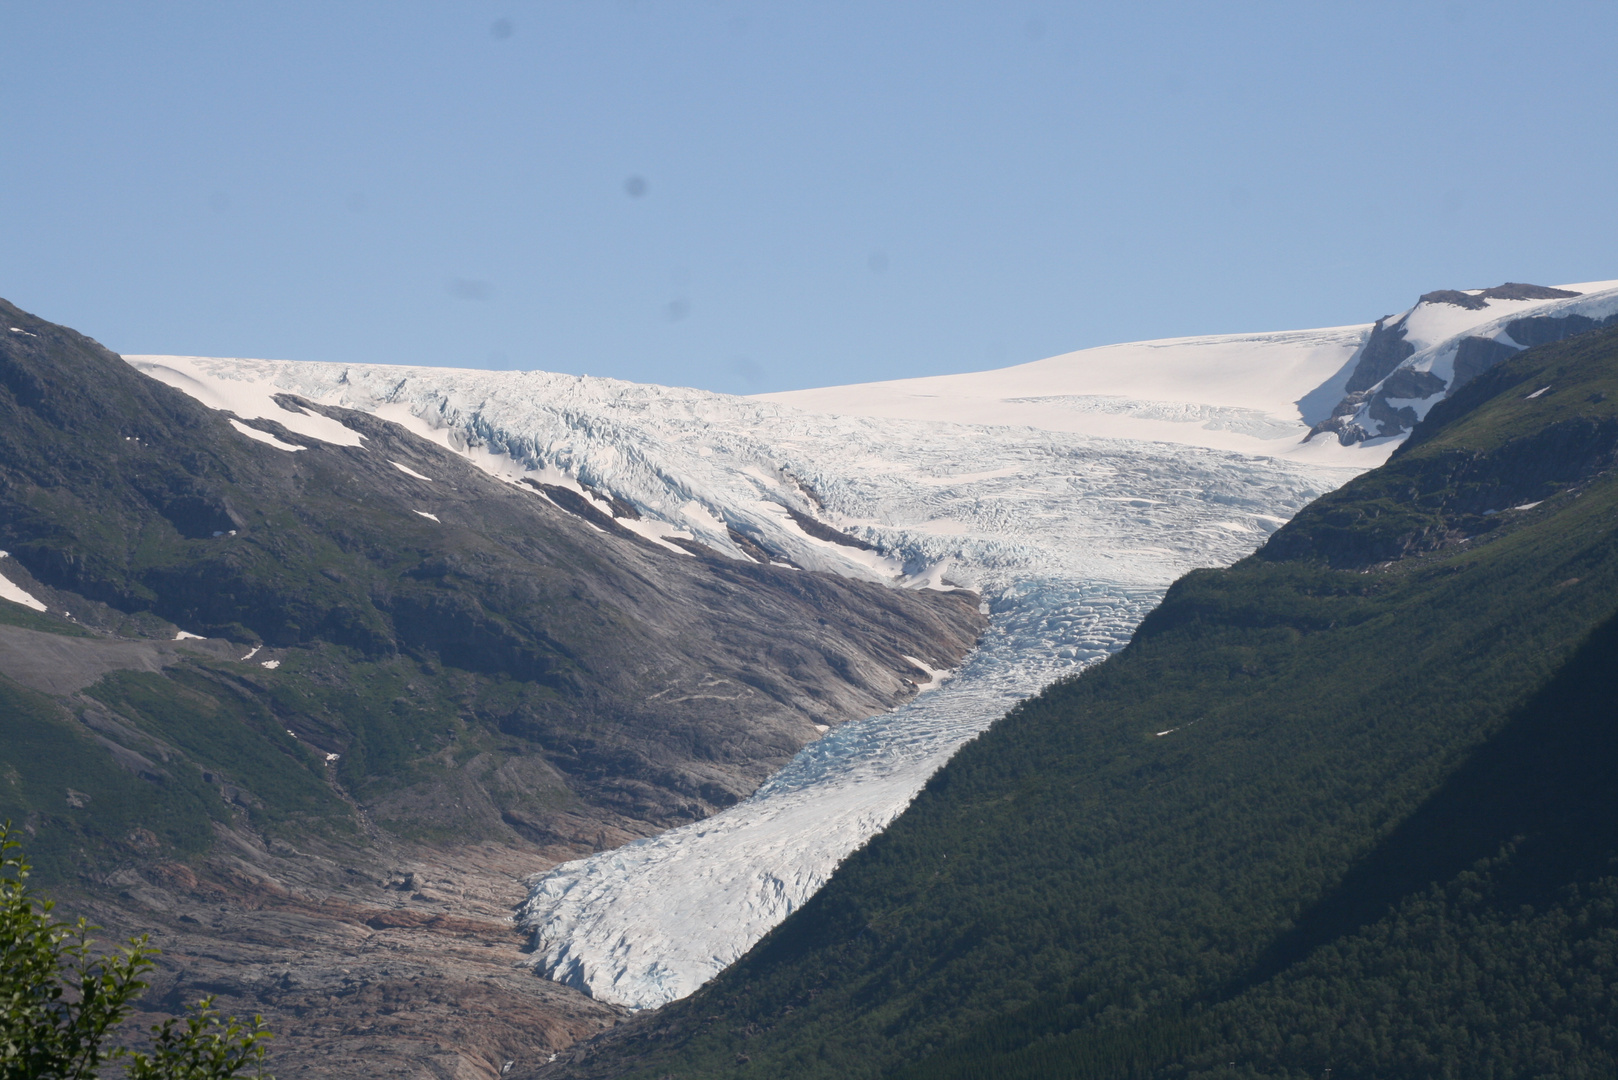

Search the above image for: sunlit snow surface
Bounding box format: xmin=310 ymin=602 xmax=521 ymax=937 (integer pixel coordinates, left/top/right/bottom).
xmin=0 ymin=552 xmax=48 ymax=612
xmin=127 ymin=325 xmax=1390 ymax=1008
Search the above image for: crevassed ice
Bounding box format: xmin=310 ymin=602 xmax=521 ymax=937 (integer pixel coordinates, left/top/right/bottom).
xmin=126 ymin=332 xmax=1380 ymax=1010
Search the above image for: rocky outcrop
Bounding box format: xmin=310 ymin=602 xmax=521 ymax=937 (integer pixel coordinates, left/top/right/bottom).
xmin=1307 ymin=311 xmax=1423 ymax=443
xmin=1307 ymin=284 xmax=1616 ymax=446
xmin=1449 ymin=336 xmax=1521 ymax=392
xmin=1478 ymin=282 xmax=1583 ymax=302
xmin=1344 ymin=315 xmax=1416 ymax=395
xmin=1268 ymin=326 xmax=1618 ymax=569
xmin=1416 ymin=283 xmax=1582 ymax=309
xmin=1507 ymin=311 xmax=1618 ymax=349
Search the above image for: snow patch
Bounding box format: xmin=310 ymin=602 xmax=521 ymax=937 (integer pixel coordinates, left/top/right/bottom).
xmin=128 ymin=356 xmax=368 ymax=448
xmin=228 ymin=418 xmax=305 ymax=452
xmin=173 ymin=631 xmax=206 ymax=641
xmin=413 ymin=510 xmax=441 ymax=523
xmin=390 ymin=460 xmax=434 ymax=481
xmin=901 ymin=655 xmax=952 ymax=692
xmin=0 ymin=552 xmax=48 ymax=612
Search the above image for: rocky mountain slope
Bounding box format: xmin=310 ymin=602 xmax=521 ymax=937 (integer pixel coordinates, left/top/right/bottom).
xmin=537 ymin=322 xmax=1618 ymax=1078
xmin=0 ymin=297 xmax=984 ymax=1078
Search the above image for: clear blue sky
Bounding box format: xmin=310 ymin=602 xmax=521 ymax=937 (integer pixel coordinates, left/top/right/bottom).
xmin=3 ymin=2 xmax=1616 ymax=394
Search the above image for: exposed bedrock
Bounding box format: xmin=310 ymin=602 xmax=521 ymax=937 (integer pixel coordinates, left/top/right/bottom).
xmin=1309 ymin=284 xmax=1618 ymax=445
xmin=1343 ymin=314 xmax=1416 ymax=395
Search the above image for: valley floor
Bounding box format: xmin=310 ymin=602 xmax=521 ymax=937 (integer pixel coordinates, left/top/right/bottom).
xmin=79 ymin=830 xmax=621 ymax=1080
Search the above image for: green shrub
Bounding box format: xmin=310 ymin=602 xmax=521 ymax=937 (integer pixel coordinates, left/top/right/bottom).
xmin=0 ymin=823 xmax=271 ymax=1079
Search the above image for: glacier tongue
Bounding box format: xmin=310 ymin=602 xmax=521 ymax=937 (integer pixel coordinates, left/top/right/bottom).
xmin=126 ymin=323 xmax=1388 ymax=1010
xmin=516 ymin=579 xmax=1162 ymax=1007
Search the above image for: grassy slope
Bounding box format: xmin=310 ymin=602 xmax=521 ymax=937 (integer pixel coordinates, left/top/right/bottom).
xmin=0 ymin=297 xmax=610 ymax=868
xmin=0 ymin=632 xmax=592 ymax=880
xmin=555 ymin=326 xmax=1618 ymax=1079
xmin=0 ymin=674 xmax=224 ymax=878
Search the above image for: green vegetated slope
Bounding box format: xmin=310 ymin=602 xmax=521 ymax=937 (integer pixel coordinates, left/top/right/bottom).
xmin=556 ymin=324 xmax=1618 ymax=1080
xmin=0 ymin=299 xmax=983 ymax=882
xmin=0 ymin=674 xmax=224 ymax=872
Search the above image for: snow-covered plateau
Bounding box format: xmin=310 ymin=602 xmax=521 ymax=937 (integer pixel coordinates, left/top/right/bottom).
xmin=124 ymin=279 xmax=1608 ymax=1009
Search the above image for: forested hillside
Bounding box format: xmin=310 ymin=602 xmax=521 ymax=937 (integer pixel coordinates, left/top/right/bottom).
xmin=545 ymin=324 xmax=1618 ymax=1079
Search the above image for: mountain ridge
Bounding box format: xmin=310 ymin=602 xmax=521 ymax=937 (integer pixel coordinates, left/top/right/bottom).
xmin=9 ymin=283 xmax=1617 ymax=1076
xmin=0 ymin=295 xmax=985 ymax=849
xmin=1306 ymin=280 xmax=1618 ymax=445
xmin=118 ymin=301 xmax=1370 ymax=1011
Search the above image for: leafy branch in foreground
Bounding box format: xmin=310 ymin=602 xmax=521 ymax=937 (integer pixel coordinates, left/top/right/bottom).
xmin=122 ymin=1001 xmax=271 ymax=1080
xmin=0 ymin=822 xmax=271 ymax=1079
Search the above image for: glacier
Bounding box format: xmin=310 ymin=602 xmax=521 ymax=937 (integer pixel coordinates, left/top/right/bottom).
xmin=130 ymin=318 xmax=1415 ymax=1009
